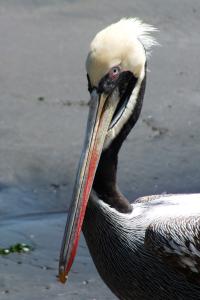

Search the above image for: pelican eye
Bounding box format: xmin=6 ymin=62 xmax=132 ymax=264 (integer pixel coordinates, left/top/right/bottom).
xmin=109 ymin=66 xmax=121 ymax=81
xmin=97 ymin=66 xmax=121 ymax=94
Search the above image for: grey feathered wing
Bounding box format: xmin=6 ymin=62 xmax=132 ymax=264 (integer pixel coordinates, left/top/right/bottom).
xmin=145 ymin=216 xmax=200 ymax=284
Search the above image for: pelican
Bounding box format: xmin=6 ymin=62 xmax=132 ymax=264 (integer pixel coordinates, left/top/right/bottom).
xmin=59 ymin=19 xmax=200 ymax=299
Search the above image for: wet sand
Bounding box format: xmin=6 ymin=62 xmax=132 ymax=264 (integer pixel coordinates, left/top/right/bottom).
xmin=0 ymin=1 xmax=200 ymax=299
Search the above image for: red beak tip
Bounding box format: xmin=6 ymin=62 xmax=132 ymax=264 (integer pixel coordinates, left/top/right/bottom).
xmin=58 ymin=272 xmax=68 ymax=284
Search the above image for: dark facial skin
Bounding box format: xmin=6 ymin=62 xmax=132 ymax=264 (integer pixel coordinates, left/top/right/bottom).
xmin=87 ymin=66 xmax=137 ymax=99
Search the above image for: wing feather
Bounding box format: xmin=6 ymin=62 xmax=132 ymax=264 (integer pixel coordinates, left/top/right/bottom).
xmin=145 ymin=216 xmax=200 ymax=284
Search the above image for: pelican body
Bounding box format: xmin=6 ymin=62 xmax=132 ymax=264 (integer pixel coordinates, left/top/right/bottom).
xmin=59 ymin=19 xmax=200 ymax=299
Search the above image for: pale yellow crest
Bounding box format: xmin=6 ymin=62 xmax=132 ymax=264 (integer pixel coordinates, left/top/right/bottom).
xmin=86 ymin=18 xmax=157 ymax=87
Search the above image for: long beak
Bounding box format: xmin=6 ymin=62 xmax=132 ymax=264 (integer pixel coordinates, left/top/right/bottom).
xmin=58 ymin=88 xmax=120 ymax=283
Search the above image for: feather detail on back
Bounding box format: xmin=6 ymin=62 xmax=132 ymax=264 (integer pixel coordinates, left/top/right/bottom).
xmin=145 ymin=216 xmax=200 ymax=284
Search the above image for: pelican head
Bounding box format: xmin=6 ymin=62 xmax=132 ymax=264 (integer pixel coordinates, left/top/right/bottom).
xmin=59 ymin=18 xmax=157 ymax=283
